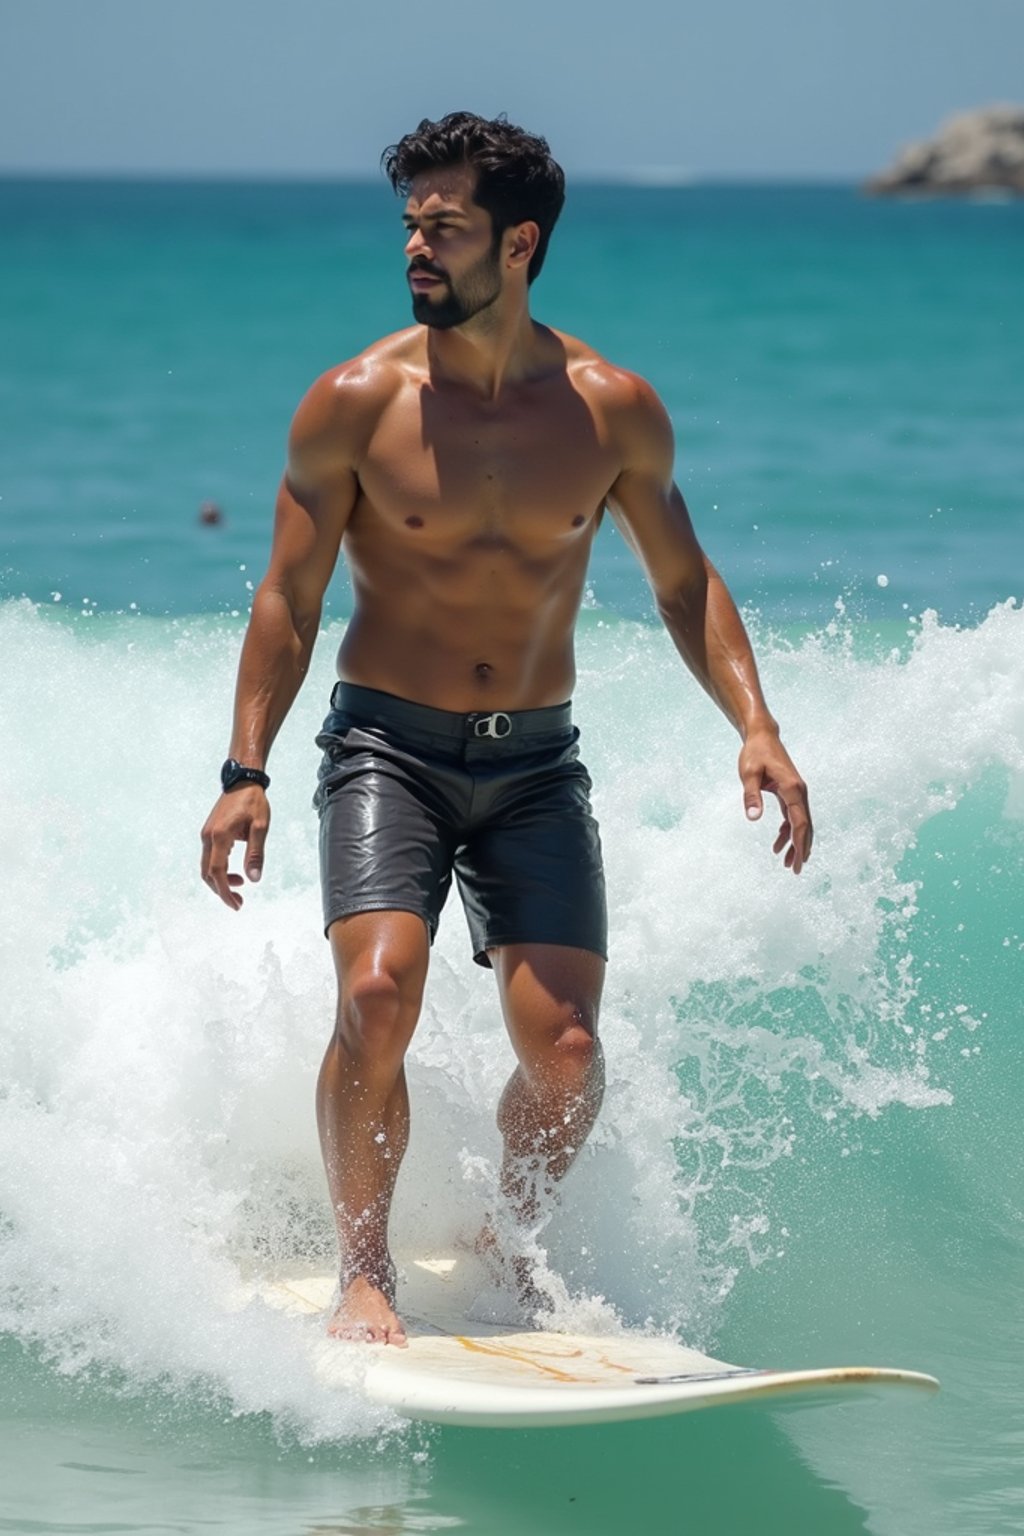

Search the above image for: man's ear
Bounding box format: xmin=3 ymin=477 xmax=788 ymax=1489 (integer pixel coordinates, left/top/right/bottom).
xmin=506 ymin=221 xmax=540 ymax=271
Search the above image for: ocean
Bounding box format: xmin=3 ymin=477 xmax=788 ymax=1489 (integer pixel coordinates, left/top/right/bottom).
xmin=1 ymin=178 xmax=1022 ymax=1535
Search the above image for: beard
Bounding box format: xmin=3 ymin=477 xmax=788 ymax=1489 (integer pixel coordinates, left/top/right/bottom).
xmin=409 ymin=243 xmax=503 ymax=330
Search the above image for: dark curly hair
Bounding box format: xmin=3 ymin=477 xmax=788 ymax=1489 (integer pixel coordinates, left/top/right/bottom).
xmin=382 ymin=111 xmax=566 ymax=284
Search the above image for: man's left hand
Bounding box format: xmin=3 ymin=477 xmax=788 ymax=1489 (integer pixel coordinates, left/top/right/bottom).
xmin=739 ymin=730 xmax=813 ymax=874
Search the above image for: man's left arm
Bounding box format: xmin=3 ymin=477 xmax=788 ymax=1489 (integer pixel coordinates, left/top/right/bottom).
xmin=605 ymin=373 xmax=812 ymax=873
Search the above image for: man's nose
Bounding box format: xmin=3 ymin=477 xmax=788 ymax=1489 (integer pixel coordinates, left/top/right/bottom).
xmin=404 ymin=227 xmax=432 ymax=261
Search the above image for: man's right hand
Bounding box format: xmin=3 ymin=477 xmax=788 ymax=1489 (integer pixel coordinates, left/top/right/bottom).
xmin=200 ymin=788 xmax=271 ymax=910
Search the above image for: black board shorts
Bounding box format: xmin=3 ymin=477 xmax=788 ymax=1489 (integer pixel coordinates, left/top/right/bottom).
xmin=314 ymin=683 xmax=607 ymax=968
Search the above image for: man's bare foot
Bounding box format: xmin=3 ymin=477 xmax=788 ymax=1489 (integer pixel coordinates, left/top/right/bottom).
xmin=474 ymin=1222 xmax=550 ymax=1318
xmin=326 ymin=1273 xmax=408 ymax=1347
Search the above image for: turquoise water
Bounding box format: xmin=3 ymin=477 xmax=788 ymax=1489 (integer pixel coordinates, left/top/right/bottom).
xmin=1 ymin=179 xmax=1023 ymax=1534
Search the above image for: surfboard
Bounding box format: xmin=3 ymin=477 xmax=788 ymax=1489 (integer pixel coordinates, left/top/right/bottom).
xmin=247 ymin=1254 xmax=939 ymax=1428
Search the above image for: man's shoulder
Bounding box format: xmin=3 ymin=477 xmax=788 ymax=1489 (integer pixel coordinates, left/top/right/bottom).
xmin=298 ymin=328 xmax=423 ymax=419
xmin=544 ymin=331 xmax=670 ymax=453
xmin=550 ymin=329 xmax=665 ymax=417
xmin=289 ymin=329 xmax=424 ymax=465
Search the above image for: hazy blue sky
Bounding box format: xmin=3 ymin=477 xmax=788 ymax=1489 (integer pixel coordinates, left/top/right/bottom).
xmin=2 ymin=0 xmax=1021 ymax=179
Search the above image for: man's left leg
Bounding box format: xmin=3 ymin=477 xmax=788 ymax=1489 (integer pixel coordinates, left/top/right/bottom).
xmin=490 ymin=943 xmax=605 ymax=1231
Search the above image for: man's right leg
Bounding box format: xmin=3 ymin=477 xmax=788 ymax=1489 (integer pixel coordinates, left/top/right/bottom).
xmin=317 ymin=909 xmax=430 ymax=1345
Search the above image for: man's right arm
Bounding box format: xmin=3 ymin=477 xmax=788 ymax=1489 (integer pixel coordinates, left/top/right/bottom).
xmin=200 ymin=369 xmax=363 ymax=909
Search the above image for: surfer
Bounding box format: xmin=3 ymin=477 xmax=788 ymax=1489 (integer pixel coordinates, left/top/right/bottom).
xmin=200 ymin=113 xmax=813 ymax=1347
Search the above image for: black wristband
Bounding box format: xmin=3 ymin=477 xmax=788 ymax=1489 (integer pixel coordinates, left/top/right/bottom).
xmin=220 ymin=758 xmax=270 ymax=793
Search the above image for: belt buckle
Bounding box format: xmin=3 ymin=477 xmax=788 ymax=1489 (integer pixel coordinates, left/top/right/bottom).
xmin=472 ymin=711 xmax=513 ymax=739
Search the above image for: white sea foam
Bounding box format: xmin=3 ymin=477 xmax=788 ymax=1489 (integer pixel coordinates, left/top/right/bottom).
xmin=1 ymin=596 xmax=1021 ymax=1439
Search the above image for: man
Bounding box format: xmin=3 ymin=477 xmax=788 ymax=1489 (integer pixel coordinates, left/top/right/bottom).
xmin=201 ymin=112 xmax=812 ymax=1347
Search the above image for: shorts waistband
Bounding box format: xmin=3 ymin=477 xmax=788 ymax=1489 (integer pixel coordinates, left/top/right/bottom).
xmin=329 ymin=682 xmax=573 ymax=741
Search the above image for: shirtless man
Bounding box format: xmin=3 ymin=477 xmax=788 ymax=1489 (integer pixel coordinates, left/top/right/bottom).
xmin=200 ymin=113 xmax=812 ymax=1347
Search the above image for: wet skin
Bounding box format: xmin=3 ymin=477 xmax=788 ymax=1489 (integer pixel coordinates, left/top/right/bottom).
xmin=201 ymin=163 xmax=812 ymax=1344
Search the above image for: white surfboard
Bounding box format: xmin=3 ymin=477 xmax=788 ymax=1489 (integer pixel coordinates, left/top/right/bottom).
xmin=247 ymin=1254 xmax=939 ymax=1428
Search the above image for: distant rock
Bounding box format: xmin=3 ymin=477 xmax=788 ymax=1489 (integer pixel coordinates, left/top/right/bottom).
xmin=866 ymin=105 xmax=1024 ymax=196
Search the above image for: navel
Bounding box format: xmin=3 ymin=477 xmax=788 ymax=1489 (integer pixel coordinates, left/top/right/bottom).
xmin=405 ymin=515 xmax=424 ymax=529
xmin=474 ymin=661 xmax=494 ymax=681
xmin=571 ymin=514 xmax=586 ymax=527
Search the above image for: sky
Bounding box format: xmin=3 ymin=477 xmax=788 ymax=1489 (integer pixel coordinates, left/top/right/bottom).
xmin=1 ymin=0 xmax=1022 ymax=180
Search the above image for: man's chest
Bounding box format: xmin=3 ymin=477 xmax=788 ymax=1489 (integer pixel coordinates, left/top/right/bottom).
xmin=357 ymin=389 xmax=619 ymax=535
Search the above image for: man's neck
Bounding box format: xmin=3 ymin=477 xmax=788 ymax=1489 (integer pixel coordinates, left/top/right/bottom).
xmin=425 ymin=293 xmax=541 ymax=401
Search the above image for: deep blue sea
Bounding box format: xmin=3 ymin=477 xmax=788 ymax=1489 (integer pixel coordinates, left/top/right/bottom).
xmin=1 ymin=178 xmax=1023 ymax=1535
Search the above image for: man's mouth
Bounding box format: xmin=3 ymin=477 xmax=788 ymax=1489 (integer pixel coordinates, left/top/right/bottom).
xmin=408 ymin=268 xmax=446 ymax=291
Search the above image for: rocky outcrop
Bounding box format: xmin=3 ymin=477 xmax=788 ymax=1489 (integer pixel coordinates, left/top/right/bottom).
xmin=866 ymin=105 xmax=1024 ymax=196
